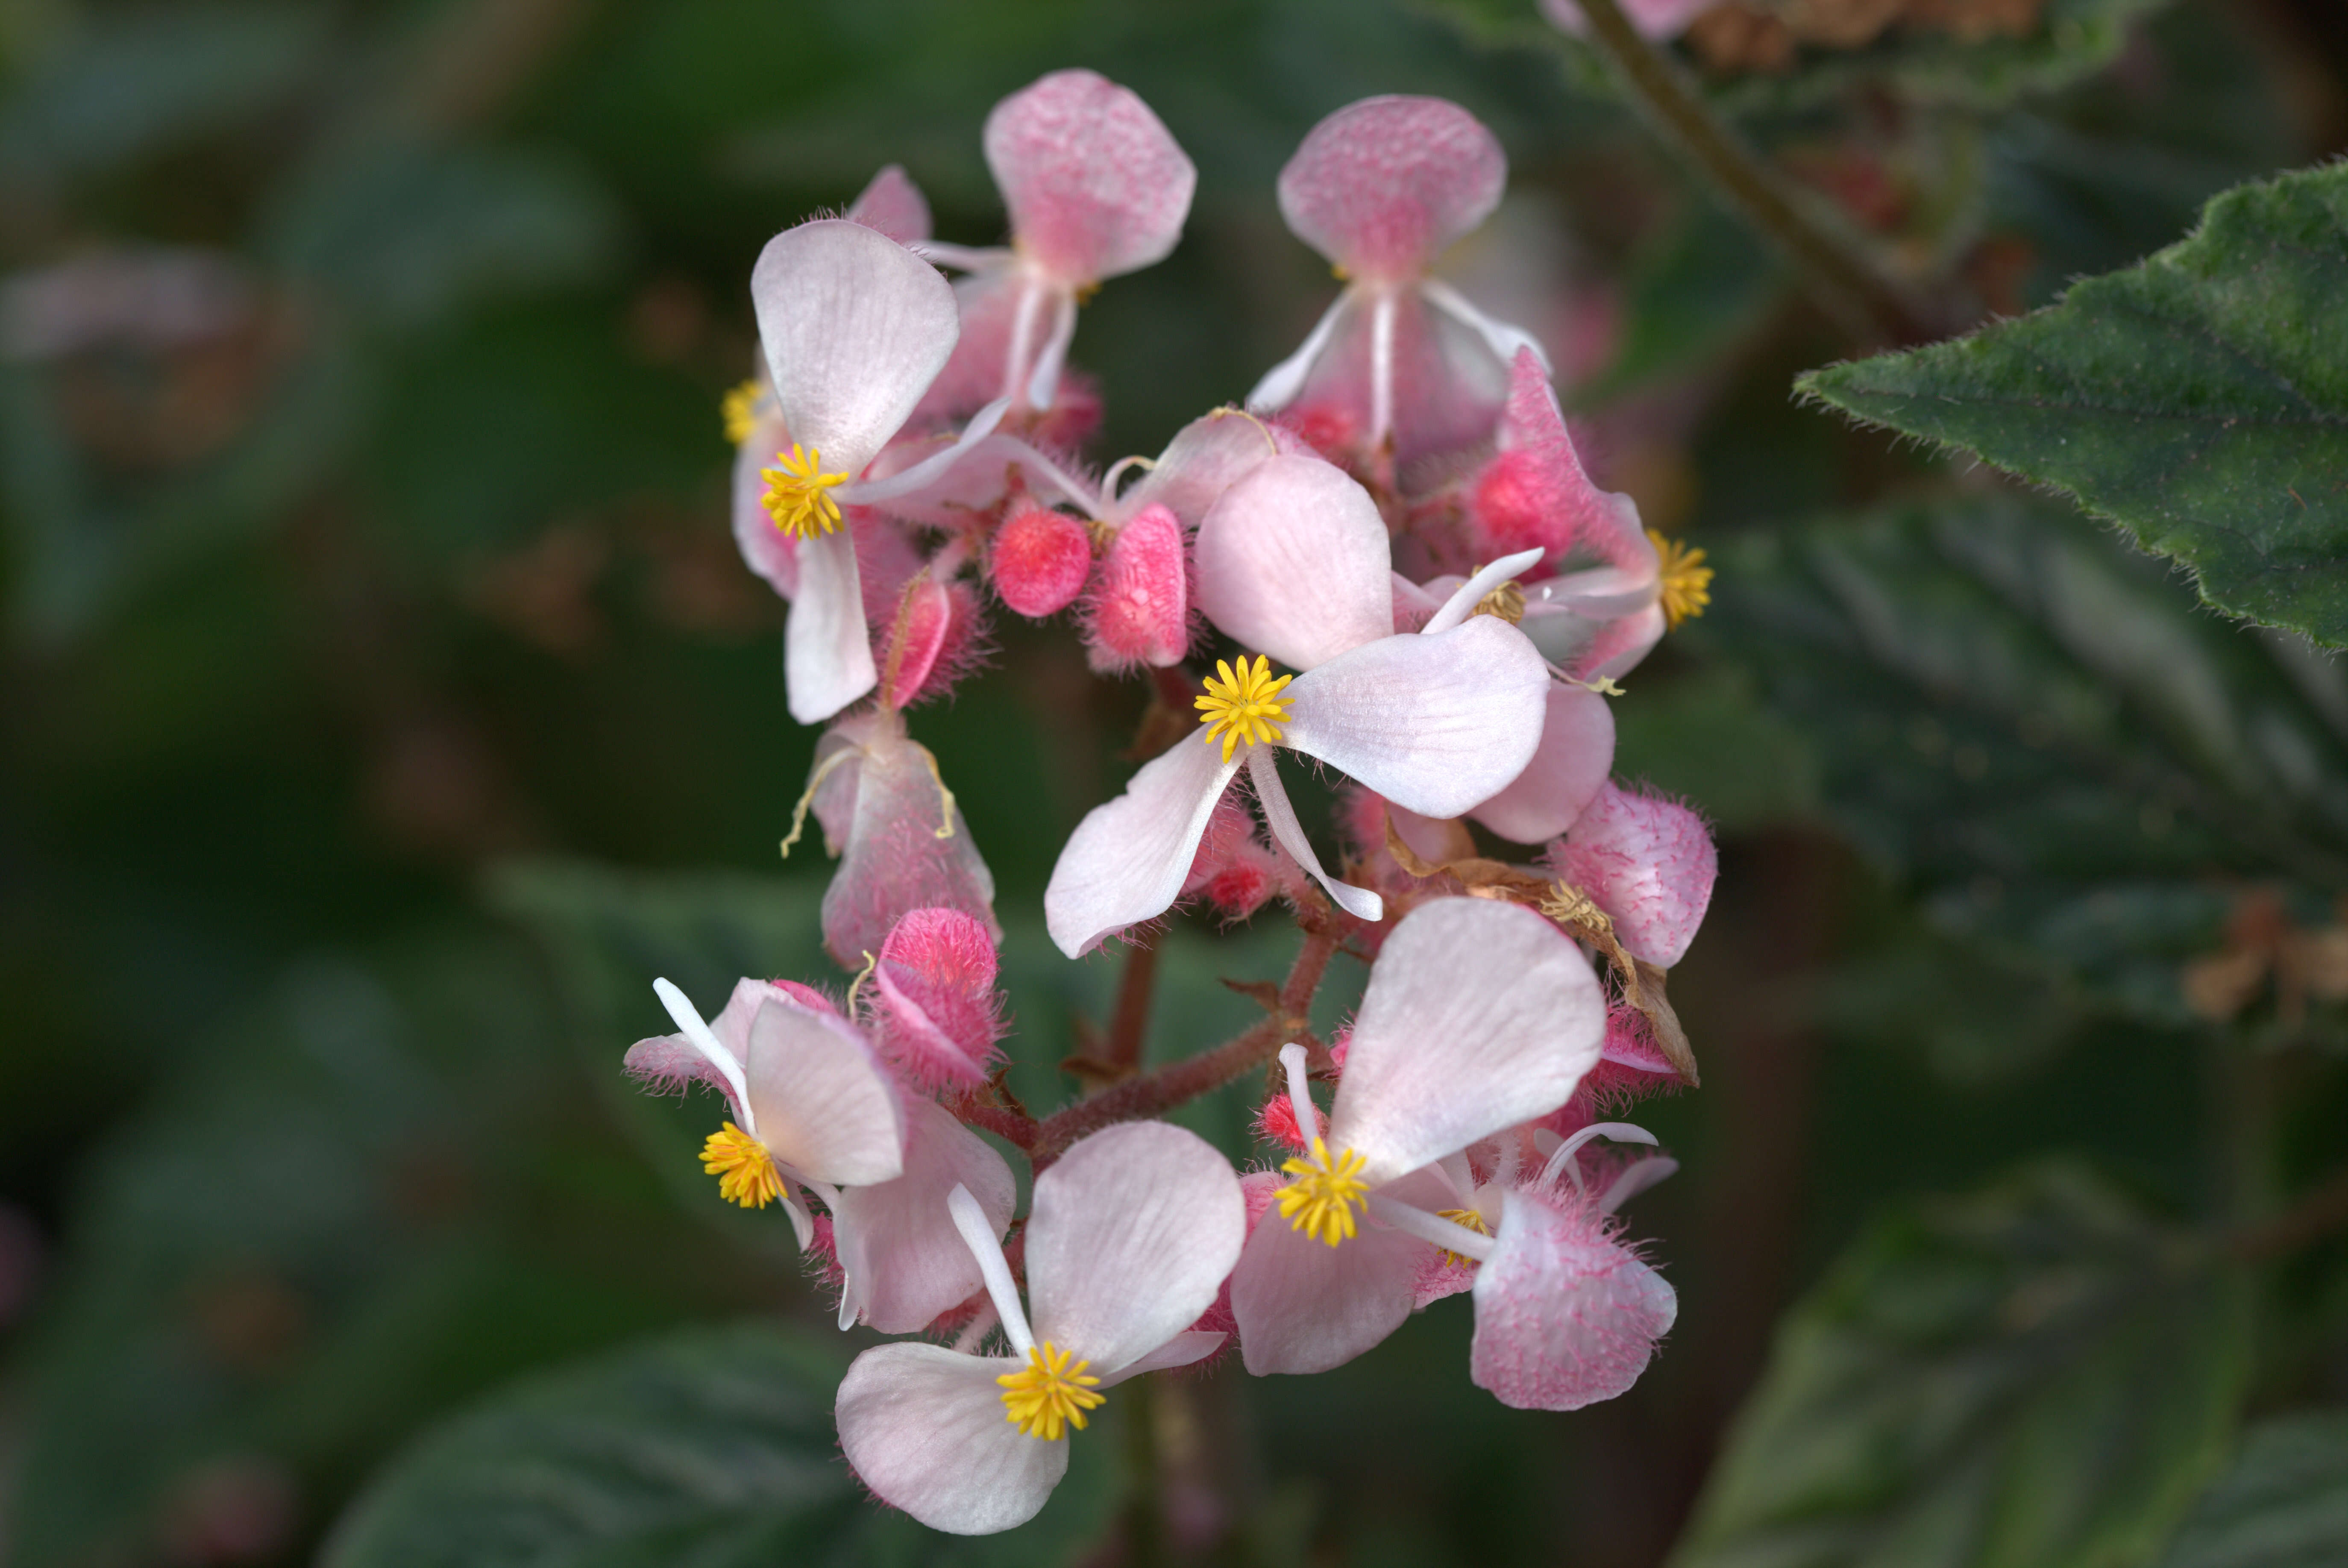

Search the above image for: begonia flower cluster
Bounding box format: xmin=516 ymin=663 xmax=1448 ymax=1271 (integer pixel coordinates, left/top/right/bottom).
xmin=631 ymin=70 xmax=1721 ymax=1537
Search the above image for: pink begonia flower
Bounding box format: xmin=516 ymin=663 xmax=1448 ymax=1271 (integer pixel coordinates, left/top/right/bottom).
xmin=1227 ymin=897 xmax=1604 ymax=1374
xmin=1041 ymin=514 xmax=1552 ymax=955
xmin=794 ymin=708 xmax=1000 ymax=969
xmin=865 ymin=907 xmax=1006 ymax=1091
xmin=1470 ymin=349 xmax=1667 ymax=683
xmin=1247 ymin=97 xmax=1547 ymax=470
xmin=836 ymin=1121 xmax=1244 ymax=1536
xmin=1195 ymin=453 xmax=1609 ymax=845
xmin=747 ymin=217 xmax=1020 ymax=724
xmin=626 ymin=977 xmax=905 ymax=1249
xmin=1547 ymin=782 xmax=1718 ymax=968
xmin=916 ymin=70 xmax=1195 ymax=419
xmin=1542 ymin=0 xmax=1718 ymax=41
xmin=630 ymin=977 xmax=1018 ymax=1338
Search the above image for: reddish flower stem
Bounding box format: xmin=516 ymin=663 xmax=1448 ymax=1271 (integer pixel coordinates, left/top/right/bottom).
xmin=1100 ymin=937 xmax=1162 ymax=1080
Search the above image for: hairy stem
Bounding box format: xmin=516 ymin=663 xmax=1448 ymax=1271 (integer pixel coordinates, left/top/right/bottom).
xmin=1101 ymin=938 xmax=1162 ymax=1080
xmin=1031 ymin=920 xmax=1343 ymax=1167
xmin=1570 ymin=0 xmax=1943 ymax=346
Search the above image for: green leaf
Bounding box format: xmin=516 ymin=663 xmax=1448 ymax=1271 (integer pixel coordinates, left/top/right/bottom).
xmin=1690 ymin=495 xmax=2348 ymax=1026
xmin=2150 ymin=1410 xmax=2348 ymax=1568
xmin=325 ymin=1321 xmax=1130 ymax=1568
xmin=1800 ymin=162 xmax=2348 ymax=647
xmin=1670 ymin=1163 xmax=2253 ymax=1568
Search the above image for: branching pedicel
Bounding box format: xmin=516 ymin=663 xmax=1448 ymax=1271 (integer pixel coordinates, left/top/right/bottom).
xmin=622 ymin=71 xmax=1722 ymax=1538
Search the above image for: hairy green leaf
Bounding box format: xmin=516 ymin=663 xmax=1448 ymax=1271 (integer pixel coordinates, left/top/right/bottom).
xmin=1670 ymin=1163 xmax=2252 ymax=1568
xmin=1801 ymin=163 xmax=2348 ymax=646
xmin=2151 ymin=1410 xmax=2348 ymax=1568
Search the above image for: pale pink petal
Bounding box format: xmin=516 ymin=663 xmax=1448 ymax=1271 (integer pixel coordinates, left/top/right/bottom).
xmin=985 ymin=70 xmax=1196 ymax=284
xmin=915 ymin=267 xmax=1031 ymax=424
xmin=623 ymin=973 xmax=794 ymax=1123
xmin=1280 ymin=617 xmax=1550 ymax=820
xmin=742 ymin=998 xmax=904 ymax=1187
xmin=751 ymin=219 xmax=958 ymax=477
xmin=732 ymin=416 xmax=798 ymax=599
xmin=1329 ymin=897 xmax=1604 ymax=1184
xmin=1247 ymin=749 xmax=1383 ymax=924
xmin=1230 ymin=1200 xmax=1426 ymax=1375
xmin=1469 ymin=1187 xmax=1676 ymax=1410
xmin=819 ymin=719 xmax=1000 ymax=969
xmin=1027 ymin=1121 xmax=1247 ymax=1375
xmin=1279 ymin=288 xmax=1510 ymax=467
xmin=1097 ymin=1330 xmax=1226 ymax=1386
xmin=1045 ymin=737 xmax=1239 ymax=957
xmin=1470 ymin=684 xmax=1616 ymax=843
xmin=869 ymin=907 xmax=1004 ymax=1090
xmin=833 ymin=1098 xmax=1016 ymax=1334
xmin=836 ymin=1342 xmax=1066 ymax=1536
xmin=846 ymin=164 xmax=932 ymax=246
xmin=1555 ymin=782 xmax=1717 ymax=967
xmin=1577 ymin=602 xmax=1666 ymax=684
xmin=1277 ymin=97 xmax=1506 ymax=282
xmin=784 ymin=529 xmax=875 ymax=724
xmin=1116 ymin=409 xmax=1299 ymax=527
xmin=1082 ymin=503 xmax=1190 ymax=671
xmin=1192 ymin=455 xmax=1393 ymax=669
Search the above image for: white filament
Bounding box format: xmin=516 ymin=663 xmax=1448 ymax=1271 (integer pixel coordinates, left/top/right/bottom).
xmin=1536 ymin=1121 xmax=1659 ymax=1194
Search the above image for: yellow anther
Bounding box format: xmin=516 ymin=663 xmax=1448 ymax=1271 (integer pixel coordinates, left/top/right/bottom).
xmin=1435 ymin=1207 xmax=1493 ymax=1268
xmin=997 ymin=1341 xmax=1104 ymax=1440
xmin=1195 ymin=655 xmax=1295 ymax=764
xmin=721 ymin=379 xmax=763 ymax=446
xmin=1649 ymin=530 xmax=1713 ymax=629
xmin=761 ymin=443 xmax=850 ymax=540
xmin=1277 ymin=1136 xmax=1371 ymax=1246
xmin=701 ymin=1122 xmax=787 ymax=1210
xmin=1472 ymin=578 xmax=1526 ymax=624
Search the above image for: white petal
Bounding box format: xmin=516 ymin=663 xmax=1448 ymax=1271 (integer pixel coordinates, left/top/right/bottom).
xmin=1116 ymin=410 xmax=1288 ymax=528
xmin=752 ymin=219 xmax=958 ymax=477
xmin=742 ymin=999 xmax=905 ymax=1187
xmin=1098 ymin=1330 xmax=1226 ymax=1387
xmin=835 ymin=1343 xmax=1067 ymax=1536
xmin=1229 ymin=1203 xmax=1426 ymax=1375
xmin=833 ymin=1099 xmax=1016 ymax=1334
xmin=1248 ymin=749 xmax=1382 ymax=922
xmin=1280 ymin=617 xmax=1550 ymax=819
xmin=1193 ymin=456 xmax=1394 ymax=670
xmin=784 ymin=529 xmax=875 ymax=725
xmin=1044 ymin=737 xmax=1239 ymax=957
xmin=1027 ymin=1122 xmax=1246 ymax=1376
xmin=1329 ymin=897 xmax=1604 ymax=1185
xmin=1469 ymin=683 xmax=1615 ymax=843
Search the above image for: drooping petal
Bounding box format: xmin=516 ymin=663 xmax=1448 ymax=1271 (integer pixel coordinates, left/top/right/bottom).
xmin=985 ymin=70 xmax=1196 ymax=285
xmin=751 ymin=221 xmax=956 ymax=479
xmin=820 ymin=718 xmax=1000 ymax=970
xmin=784 ymin=529 xmax=876 ymax=725
xmin=742 ymin=998 xmax=905 ymax=1187
xmin=833 ymin=1098 xmax=1016 ymax=1334
xmin=1229 ymin=1197 xmax=1427 ymax=1375
xmin=846 ymin=164 xmax=933 ymax=245
xmin=836 ymin=1342 xmax=1067 ymax=1536
xmin=1469 ymin=1187 xmax=1676 ymax=1410
xmin=1277 ymin=96 xmax=1506 ymax=282
xmin=1248 ymin=749 xmax=1383 ymax=923
xmin=1027 ymin=1122 xmax=1247 ymax=1376
xmin=1044 ymin=733 xmax=1239 ymax=958
xmin=1469 ymin=684 xmax=1616 ymax=843
xmin=1280 ymin=617 xmax=1549 ymax=820
xmin=1329 ymin=897 xmax=1604 ymax=1185
xmin=1277 ymin=288 xmax=1512 ymax=468
xmin=1192 ymin=455 xmax=1393 ymax=670
xmin=1555 ymin=781 xmax=1717 ymax=968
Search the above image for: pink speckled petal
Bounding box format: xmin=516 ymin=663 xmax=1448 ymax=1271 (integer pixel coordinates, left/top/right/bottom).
xmin=1277 ymin=97 xmax=1506 ymax=281
xmin=985 ymin=70 xmax=1196 ymax=285
xmin=1556 ymin=781 xmax=1717 ymax=967
xmin=1469 ymin=1187 xmax=1675 ymax=1410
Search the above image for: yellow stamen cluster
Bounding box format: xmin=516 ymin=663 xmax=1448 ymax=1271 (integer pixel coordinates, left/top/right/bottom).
xmin=1277 ymin=1136 xmax=1371 ymax=1246
xmin=1649 ymin=530 xmax=1713 ymax=629
xmin=997 ymin=1342 xmax=1104 ymax=1440
xmin=1472 ymin=578 xmax=1526 ymax=624
xmin=761 ymin=443 xmax=849 ymax=540
xmin=701 ymin=1122 xmax=786 ymax=1209
xmin=1195 ymin=655 xmax=1294 ymax=763
xmin=721 ymin=379 xmax=763 ymax=446
xmin=1435 ymin=1207 xmax=1493 ymax=1268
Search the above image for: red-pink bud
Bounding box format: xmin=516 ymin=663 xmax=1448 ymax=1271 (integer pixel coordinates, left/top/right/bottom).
xmin=868 ymin=907 xmax=1006 ymax=1091
xmin=989 ymin=502 xmax=1094 ymax=618
xmin=1081 ymin=503 xmax=1190 ymax=671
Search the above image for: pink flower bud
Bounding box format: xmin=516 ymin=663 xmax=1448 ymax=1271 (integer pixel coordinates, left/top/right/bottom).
xmin=989 ymin=501 xmax=1094 ymax=617
xmin=880 ymin=578 xmax=988 ymax=710
xmin=867 ymin=907 xmax=1006 ymax=1091
xmin=1081 ymin=502 xmax=1190 ymax=671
